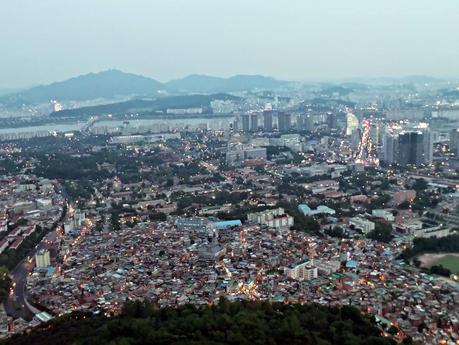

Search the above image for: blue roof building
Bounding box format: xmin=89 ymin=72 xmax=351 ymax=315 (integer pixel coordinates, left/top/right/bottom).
xmin=346 ymin=260 xmax=358 ymax=269
xmin=214 ymin=219 xmax=242 ymax=229
xmin=34 ymin=266 xmax=55 ymax=277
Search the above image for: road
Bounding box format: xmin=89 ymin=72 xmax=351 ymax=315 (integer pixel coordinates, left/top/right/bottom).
xmin=4 ymin=185 xmax=69 ymax=321
xmin=4 ymin=229 xmax=58 ymax=320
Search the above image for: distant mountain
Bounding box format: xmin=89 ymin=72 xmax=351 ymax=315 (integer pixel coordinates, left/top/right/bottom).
xmin=316 ymin=86 xmax=354 ymax=97
xmin=340 ymin=75 xmax=444 ymax=86
xmin=0 ymin=70 xmax=164 ymax=105
xmin=166 ymin=74 xmax=289 ymax=93
xmin=0 ymin=87 xmax=24 ymax=97
xmin=0 ymin=71 xmax=290 ymax=106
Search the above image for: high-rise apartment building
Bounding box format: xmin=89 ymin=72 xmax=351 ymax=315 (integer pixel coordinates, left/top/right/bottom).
xmin=277 ymin=112 xmax=291 ymax=132
xmin=398 ymin=131 xmax=426 ymax=166
xmin=263 ymin=110 xmax=273 ymax=132
xmin=250 ymin=113 xmax=258 ymax=132
xmin=450 ymin=129 xmax=459 ymax=154
xmin=240 ymin=114 xmax=250 ymax=132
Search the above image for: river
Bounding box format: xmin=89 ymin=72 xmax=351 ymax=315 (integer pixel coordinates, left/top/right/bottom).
xmin=0 ymin=116 xmax=235 ymax=138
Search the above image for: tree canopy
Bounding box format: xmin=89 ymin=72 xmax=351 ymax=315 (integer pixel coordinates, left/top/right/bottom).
xmin=3 ymin=300 xmax=398 ymax=345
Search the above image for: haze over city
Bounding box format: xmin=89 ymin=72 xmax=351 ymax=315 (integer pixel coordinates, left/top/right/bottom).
xmin=2 ymin=2 xmax=459 ymax=345
xmin=1 ymin=0 xmax=459 ymax=88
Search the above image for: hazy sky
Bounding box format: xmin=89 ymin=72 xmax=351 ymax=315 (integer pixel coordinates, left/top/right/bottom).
xmin=1 ymin=0 xmax=459 ymax=88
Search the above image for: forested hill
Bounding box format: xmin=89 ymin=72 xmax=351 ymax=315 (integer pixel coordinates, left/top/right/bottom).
xmin=3 ymin=300 xmax=404 ymax=345
xmin=49 ymin=93 xmax=239 ymax=118
xmin=0 ymin=70 xmax=164 ymax=104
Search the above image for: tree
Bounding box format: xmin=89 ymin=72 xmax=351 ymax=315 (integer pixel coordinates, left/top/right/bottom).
xmin=325 ymin=226 xmax=348 ymax=239
xmin=429 ymin=265 xmax=451 ymax=277
xmin=6 ymin=300 xmax=391 ymax=345
xmin=387 ymin=325 xmax=398 ymax=335
xmin=367 ymin=223 xmax=393 ymax=243
xmin=0 ymin=266 xmax=11 ymax=300
xmin=412 ymin=178 xmax=428 ymax=192
xmin=149 ymin=212 xmax=167 ymax=222
xmin=111 ymin=212 xmax=121 ymax=231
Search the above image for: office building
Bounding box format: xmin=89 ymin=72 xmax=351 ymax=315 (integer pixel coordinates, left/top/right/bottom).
xmin=382 ymin=126 xmax=432 ymax=166
xmin=398 ymin=131 xmax=425 ymax=166
xmin=226 ymin=144 xmax=266 ymax=165
xmin=244 ymin=147 xmax=267 ymax=160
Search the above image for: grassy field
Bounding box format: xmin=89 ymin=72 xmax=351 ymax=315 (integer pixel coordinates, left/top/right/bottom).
xmin=434 ymin=255 xmax=459 ymax=274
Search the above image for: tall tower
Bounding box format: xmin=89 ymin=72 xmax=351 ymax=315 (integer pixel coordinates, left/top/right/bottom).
xmin=278 ymin=112 xmax=291 ymax=132
xmin=383 ymin=133 xmax=398 ymax=164
xmin=421 ymin=127 xmax=433 ymax=164
xmin=450 ymin=129 xmax=459 ymax=155
xmin=398 ymin=131 xmax=424 ymax=166
xmin=263 ymin=110 xmax=273 ymax=132
xmin=250 ymin=113 xmax=258 ymax=132
xmin=346 ymin=113 xmax=359 ymax=136
xmin=240 ymin=114 xmax=250 ymax=132
xmin=327 ymin=113 xmax=337 ymax=130
xmin=297 ymin=113 xmax=314 ymax=132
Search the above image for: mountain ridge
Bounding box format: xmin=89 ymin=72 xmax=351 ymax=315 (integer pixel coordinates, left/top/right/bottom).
xmin=0 ymin=70 xmax=289 ymax=105
xmin=0 ymin=70 xmax=164 ymax=105
xmin=167 ymin=73 xmax=289 ymax=93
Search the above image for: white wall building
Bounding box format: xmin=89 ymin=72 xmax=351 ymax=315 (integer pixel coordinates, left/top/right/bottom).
xmin=349 ymin=217 xmax=375 ymax=233
xmin=285 ymin=260 xmax=318 ymax=281
xmin=372 ymin=209 xmax=395 ymax=222
xmin=35 ymin=249 xmax=51 ymax=267
xmin=247 ymin=208 xmax=294 ymax=229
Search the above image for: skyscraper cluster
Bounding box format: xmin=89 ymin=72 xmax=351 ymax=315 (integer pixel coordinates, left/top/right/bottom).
xmin=382 ymin=126 xmax=433 ymax=166
xmin=236 ymin=111 xmax=292 ymax=133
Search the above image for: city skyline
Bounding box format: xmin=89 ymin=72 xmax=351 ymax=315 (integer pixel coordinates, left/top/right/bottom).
xmin=1 ymin=2 xmax=459 ymax=344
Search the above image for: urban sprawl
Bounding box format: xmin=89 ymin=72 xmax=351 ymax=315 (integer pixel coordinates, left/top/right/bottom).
xmin=1 ymin=86 xmax=459 ymax=345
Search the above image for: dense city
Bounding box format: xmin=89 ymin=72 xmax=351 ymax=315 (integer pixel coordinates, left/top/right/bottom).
xmin=0 ymin=76 xmax=459 ymax=345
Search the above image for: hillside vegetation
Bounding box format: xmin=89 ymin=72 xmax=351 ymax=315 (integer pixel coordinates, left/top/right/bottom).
xmin=3 ymin=299 xmax=401 ymax=345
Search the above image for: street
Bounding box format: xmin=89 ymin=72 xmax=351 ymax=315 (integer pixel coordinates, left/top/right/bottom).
xmin=3 ymin=229 xmax=58 ymax=321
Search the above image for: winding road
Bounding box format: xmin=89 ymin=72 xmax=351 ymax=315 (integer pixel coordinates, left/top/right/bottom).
xmin=3 ymin=184 xmax=69 ymax=321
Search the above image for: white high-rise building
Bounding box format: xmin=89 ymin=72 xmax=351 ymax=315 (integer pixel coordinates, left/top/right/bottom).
xmin=346 ymin=113 xmax=359 ymax=136
xmin=35 ymin=249 xmax=51 ymax=267
xmin=285 ymin=260 xmax=318 ymax=280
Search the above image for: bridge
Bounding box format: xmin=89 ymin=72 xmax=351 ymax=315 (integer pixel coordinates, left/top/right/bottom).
xmin=80 ymin=116 xmax=98 ymax=134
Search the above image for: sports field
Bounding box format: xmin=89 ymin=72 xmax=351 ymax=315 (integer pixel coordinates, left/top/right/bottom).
xmin=418 ymin=253 xmax=459 ymax=274
xmin=433 ymin=255 xmax=459 ymax=274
